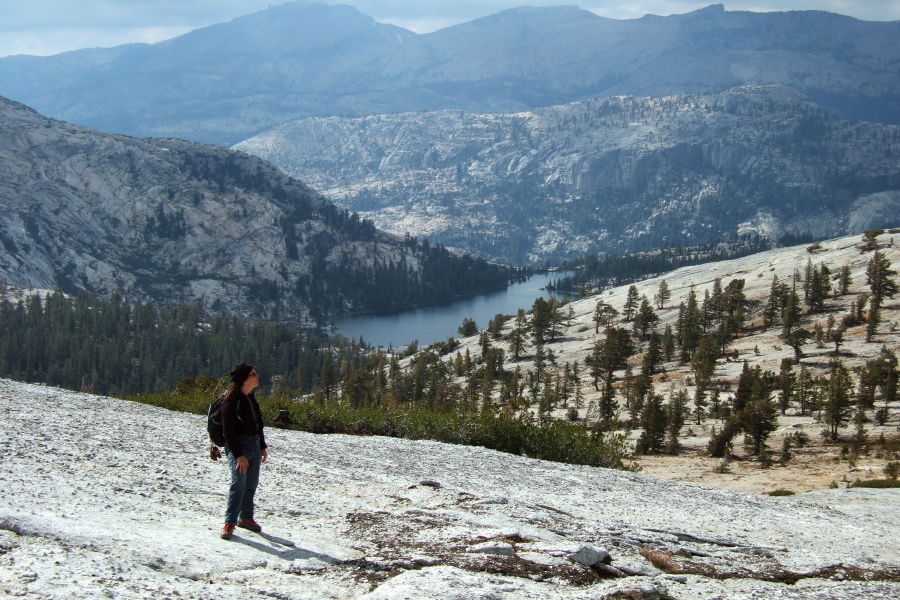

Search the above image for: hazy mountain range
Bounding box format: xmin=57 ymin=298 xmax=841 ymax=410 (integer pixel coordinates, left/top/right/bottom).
xmin=236 ymin=85 xmax=900 ymax=265
xmin=0 ymin=3 xmax=898 ymax=145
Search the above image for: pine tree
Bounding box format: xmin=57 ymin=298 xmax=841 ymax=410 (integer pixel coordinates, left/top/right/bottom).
xmin=593 ymin=301 xmax=619 ymax=333
xmin=458 ymin=317 xmax=479 ymax=337
xmin=531 ymin=297 xmax=551 ymax=345
xmin=782 ymin=286 xmax=802 ymax=339
xmin=778 ymin=358 xmax=795 ymax=415
xmin=532 ymin=343 xmax=547 ymax=383
xmin=633 ymin=295 xmax=658 ymax=339
xmin=571 ymin=362 xmax=584 ymax=410
xmin=637 ymin=394 xmax=667 ymax=455
xmin=479 ymin=330 xmax=491 ymax=360
xmin=623 ymin=285 xmax=640 ymax=322
xmin=665 ymin=389 xmax=687 ymax=455
xmin=864 ymin=250 xmax=898 ymax=341
xmin=796 ymin=365 xmax=815 ymax=416
xmin=867 ymin=250 xmax=898 ymax=310
xmin=654 ymin=279 xmax=671 ymax=309
xmin=691 ymin=335 xmax=718 ymax=388
xmin=739 ymin=395 xmax=778 ymax=456
xmin=693 ymin=385 xmax=707 ymax=426
xmin=548 ymin=297 xmax=564 ymax=341
xmin=838 ymin=265 xmax=852 ymax=296
xmin=807 ymin=264 xmax=832 ymax=311
xmin=825 ymin=360 xmax=854 ymax=440
xmin=644 ymin=332 xmax=663 ymax=375
xmin=662 ymin=324 xmax=675 ymax=362
xmin=507 ymin=308 xmax=530 ymax=360
xmin=786 ymin=328 xmax=812 ymax=361
xmin=763 ymin=275 xmax=786 ymax=330
xmin=679 ymin=288 xmax=702 ymax=362
xmin=599 ymin=372 xmax=618 ymax=424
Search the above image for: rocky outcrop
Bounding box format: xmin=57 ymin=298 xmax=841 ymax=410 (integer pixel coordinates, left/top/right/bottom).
xmin=236 ymin=86 xmax=900 ymax=264
xmin=0 ymin=4 xmax=898 ymax=144
xmin=1 ymin=378 xmax=898 ymax=599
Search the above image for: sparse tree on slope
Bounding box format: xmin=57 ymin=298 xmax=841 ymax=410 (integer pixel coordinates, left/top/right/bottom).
xmin=866 ymin=250 xmax=898 ymax=341
xmin=623 ymin=285 xmax=640 ymax=322
xmin=654 ymin=279 xmax=671 ymax=309
xmin=637 ymin=394 xmax=667 ymax=455
xmin=824 ymin=360 xmax=854 ymax=441
xmin=506 ymin=308 xmax=530 ymax=360
xmin=665 ymin=389 xmax=687 ymax=455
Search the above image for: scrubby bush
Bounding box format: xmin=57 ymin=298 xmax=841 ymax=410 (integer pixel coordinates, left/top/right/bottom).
xmin=767 ymin=490 xmax=796 ymax=496
xmin=128 ymin=383 xmax=630 ymax=471
xmin=885 ymin=461 xmax=900 ymax=480
xmin=849 ymin=479 xmax=900 ymax=489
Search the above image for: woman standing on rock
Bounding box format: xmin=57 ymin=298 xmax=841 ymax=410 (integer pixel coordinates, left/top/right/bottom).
xmin=220 ymin=362 xmax=268 ymax=540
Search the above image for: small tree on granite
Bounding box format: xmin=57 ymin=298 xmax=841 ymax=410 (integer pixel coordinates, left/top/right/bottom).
xmin=506 ymin=309 xmax=530 ymax=360
xmin=662 ymin=324 xmax=676 ymax=362
xmin=781 ymin=286 xmax=802 ymax=339
xmin=458 ymin=317 xmax=478 ymax=337
xmin=623 ymin=285 xmax=640 ymax=322
xmin=599 ymin=372 xmax=618 ymax=424
xmin=796 ymin=365 xmax=815 ymax=416
xmin=665 ymin=389 xmax=687 ymax=455
xmin=654 ymin=279 xmax=671 ymax=309
xmin=531 ymin=297 xmax=550 ymax=345
xmin=807 ymin=263 xmax=832 ymax=312
xmin=633 ymin=295 xmax=658 ymax=339
xmin=861 ymin=229 xmax=884 ymax=252
xmin=644 ymin=331 xmax=663 ymax=374
xmin=740 ymin=394 xmax=778 ymax=456
xmin=571 ymin=362 xmax=584 ymax=410
xmin=786 ymin=327 xmax=812 ymax=362
xmin=824 ymin=360 xmax=854 ymax=441
xmin=679 ymin=288 xmax=702 ymax=363
xmin=636 ymin=393 xmax=667 ymax=455
xmin=838 ymin=265 xmax=853 ymax=296
xmin=593 ymin=300 xmax=618 ymax=334
xmin=763 ymin=274 xmax=789 ymax=330
xmin=778 ymin=358 xmax=795 ymax=415
xmin=865 ymin=250 xmax=898 ymax=341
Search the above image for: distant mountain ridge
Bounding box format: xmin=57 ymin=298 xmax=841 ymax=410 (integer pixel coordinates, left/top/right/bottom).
xmin=0 ymin=3 xmax=897 ymax=144
xmin=235 ymin=85 xmax=900 ymax=265
xmin=0 ymin=96 xmax=512 ymax=321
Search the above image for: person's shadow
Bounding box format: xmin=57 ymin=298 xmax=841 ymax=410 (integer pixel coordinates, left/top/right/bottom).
xmin=231 ymin=531 xmax=356 ymax=564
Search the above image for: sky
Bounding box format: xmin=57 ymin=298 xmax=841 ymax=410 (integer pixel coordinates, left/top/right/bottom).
xmin=1 ymin=0 xmax=898 ymax=58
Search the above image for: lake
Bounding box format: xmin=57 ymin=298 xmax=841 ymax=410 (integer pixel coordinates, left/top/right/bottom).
xmin=334 ymin=272 xmax=571 ymax=349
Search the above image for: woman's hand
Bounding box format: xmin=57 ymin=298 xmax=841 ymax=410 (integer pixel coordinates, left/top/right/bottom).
xmin=261 ymin=448 xmax=268 ymax=463
xmin=235 ymin=455 xmax=249 ymax=474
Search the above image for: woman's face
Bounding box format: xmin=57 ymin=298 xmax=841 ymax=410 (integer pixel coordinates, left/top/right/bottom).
xmin=244 ymin=370 xmax=260 ymax=391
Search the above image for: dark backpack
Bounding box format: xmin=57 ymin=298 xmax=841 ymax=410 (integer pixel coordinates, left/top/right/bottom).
xmin=207 ymin=394 xmax=227 ymax=447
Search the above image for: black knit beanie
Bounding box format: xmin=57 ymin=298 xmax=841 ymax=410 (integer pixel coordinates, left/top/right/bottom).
xmin=230 ymin=362 xmax=255 ymax=386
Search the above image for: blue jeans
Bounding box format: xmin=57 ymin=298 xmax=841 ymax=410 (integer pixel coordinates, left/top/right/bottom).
xmin=224 ymin=435 xmax=261 ymax=525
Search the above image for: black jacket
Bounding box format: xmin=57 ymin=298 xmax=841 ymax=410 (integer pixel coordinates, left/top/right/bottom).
xmin=221 ymin=390 xmax=267 ymax=457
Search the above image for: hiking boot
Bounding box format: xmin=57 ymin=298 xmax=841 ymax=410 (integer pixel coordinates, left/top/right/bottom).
xmin=220 ymin=524 xmax=236 ymax=539
xmin=237 ymin=519 xmax=262 ymax=532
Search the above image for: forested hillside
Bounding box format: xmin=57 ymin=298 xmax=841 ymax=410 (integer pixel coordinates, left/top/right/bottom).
xmin=0 ymin=288 xmax=360 ymax=396
xmin=0 ymin=96 xmax=514 ymax=323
